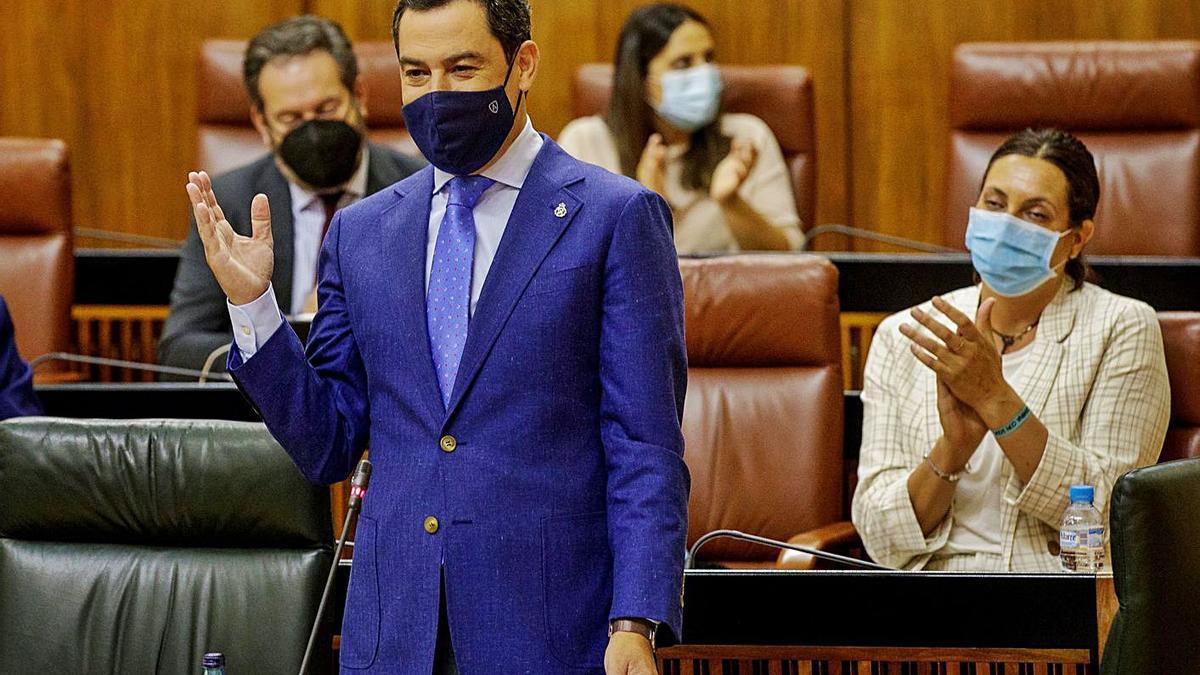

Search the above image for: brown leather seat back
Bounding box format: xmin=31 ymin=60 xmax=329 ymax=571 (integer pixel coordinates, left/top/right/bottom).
xmin=944 ymin=42 xmax=1200 ymax=256
xmin=1159 ymin=312 xmax=1200 ymax=462
xmin=680 ymin=255 xmax=842 ymax=564
xmin=0 ymin=138 xmax=73 ymax=361
xmin=197 ymin=40 xmax=419 ymax=176
xmin=573 ymin=64 xmax=815 ymax=230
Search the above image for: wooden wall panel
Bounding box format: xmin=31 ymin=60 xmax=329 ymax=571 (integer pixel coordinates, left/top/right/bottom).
xmin=10 ymin=0 xmax=1200 ymax=251
xmin=848 ymin=0 xmax=1200 ymax=251
xmin=0 ymin=1 xmax=303 ymax=246
xmin=314 ymin=0 xmax=849 ymax=230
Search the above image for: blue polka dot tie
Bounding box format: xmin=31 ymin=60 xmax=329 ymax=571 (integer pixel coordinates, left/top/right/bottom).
xmin=427 ymin=175 xmax=494 ymax=408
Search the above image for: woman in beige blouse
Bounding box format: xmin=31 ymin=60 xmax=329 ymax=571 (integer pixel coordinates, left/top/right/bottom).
xmin=851 ymin=129 xmax=1170 ymax=572
xmin=557 ymin=3 xmax=802 ymax=254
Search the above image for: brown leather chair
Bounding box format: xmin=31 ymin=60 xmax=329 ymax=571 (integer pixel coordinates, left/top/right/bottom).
xmin=0 ymin=138 xmax=73 ymax=362
xmin=679 ymin=255 xmax=842 ymax=567
xmin=1159 ymin=312 xmax=1200 ymax=462
xmin=944 ymin=41 xmax=1200 ymax=256
xmin=197 ymin=40 xmax=420 ymax=176
xmin=573 ymin=64 xmax=815 ymax=230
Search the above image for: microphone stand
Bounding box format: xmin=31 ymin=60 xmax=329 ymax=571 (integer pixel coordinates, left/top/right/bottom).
xmin=801 ymin=224 xmax=959 ymax=254
xmin=685 ymin=529 xmax=890 ymax=571
xmin=299 ymin=459 xmax=373 ymax=675
xmin=29 ymin=352 xmax=234 ymax=382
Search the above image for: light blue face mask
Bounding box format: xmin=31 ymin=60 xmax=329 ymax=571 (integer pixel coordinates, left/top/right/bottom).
xmin=653 ymin=64 xmax=722 ymax=132
xmin=965 ymin=207 xmax=1075 ymax=297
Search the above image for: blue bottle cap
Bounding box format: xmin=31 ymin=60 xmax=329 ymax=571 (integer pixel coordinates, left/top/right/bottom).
xmin=1069 ymin=485 xmax=1094 ymax=504
xmin=202 ymin=653 xmax=225 ymax=668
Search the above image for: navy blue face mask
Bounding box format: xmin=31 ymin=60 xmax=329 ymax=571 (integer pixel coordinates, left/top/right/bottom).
xmin=402 ymin=56 xmax=524 ymax=176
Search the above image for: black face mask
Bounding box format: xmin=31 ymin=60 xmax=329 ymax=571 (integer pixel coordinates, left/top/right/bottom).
xmin=276 ymin=118 xmax=364 ymax=190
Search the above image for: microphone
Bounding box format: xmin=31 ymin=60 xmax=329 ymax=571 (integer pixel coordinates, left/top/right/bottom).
xmin=801 ymin=224 xmax=959 ymax=254
xmin=685 ymin=529 xmax=890 ymax=571
xmin=29 ymin=352 xmax=234 ymax=382
xmin=74 ymin=226 xmax=185 ymax=249
xmin=300 ymin=459 xmax=372 ymax=675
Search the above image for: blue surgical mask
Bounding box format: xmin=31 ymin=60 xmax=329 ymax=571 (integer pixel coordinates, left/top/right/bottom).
xmin=965 ymin=207 xmax=1075 ymax=297
xmin=402 ymin=58 xmax=523 ymax=176
xmin=654 ymin=64 xmax=722 ymax=132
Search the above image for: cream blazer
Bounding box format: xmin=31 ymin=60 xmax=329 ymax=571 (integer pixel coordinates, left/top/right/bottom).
xmin=852 ymin=282 xmax=1171 ymax=571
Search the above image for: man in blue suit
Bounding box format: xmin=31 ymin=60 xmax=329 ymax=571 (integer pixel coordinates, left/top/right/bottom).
xmin=184 ymin=1 xmax=689 ymax=673
xmin=0 ymin=296 xmax=42 ymax=420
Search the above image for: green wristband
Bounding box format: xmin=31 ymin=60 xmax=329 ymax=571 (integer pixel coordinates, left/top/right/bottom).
xmin=992 ymin=405 xmax=1031 ymax=439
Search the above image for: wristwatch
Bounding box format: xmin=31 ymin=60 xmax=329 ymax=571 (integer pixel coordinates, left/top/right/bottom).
xmin=608 ymin=618 xmax=657 ymax=650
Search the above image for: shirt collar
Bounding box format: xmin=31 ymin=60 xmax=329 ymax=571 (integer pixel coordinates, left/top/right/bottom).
xmin=432 ymin=117 xmax=543 ymax=195
xmin=288 ymin=144 xmax=371 ymax=211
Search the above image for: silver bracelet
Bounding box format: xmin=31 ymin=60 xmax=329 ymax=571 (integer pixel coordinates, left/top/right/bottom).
xmin=924 ymin=453 xmax=970 ymax=483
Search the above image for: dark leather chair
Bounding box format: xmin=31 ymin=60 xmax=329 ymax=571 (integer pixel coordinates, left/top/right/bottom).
xmin=1101 ymin=458 xmax=1200 ymax=674
xmin=0 ymin=419 xmax=334 ymax=674
xmin=0 ymin=138 xmax=73 ymax=362
xmin=1159 ymin=312 xmax=1200 ymax=462
xmin=573 ymin=64 xmax=816 ymax=231
xmin=197 ymin=40 xmax=419 ymax=175
xmin=944 ymin=41 xmax=1200 ymax=255
xmin=679 ymin=255 xmax=842 ymax=567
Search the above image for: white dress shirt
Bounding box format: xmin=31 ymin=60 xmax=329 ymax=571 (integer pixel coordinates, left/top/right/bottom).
xmin=228 ymin=118 xmax=544 ymax=359
xmin=286 ymin=146 xmax=371 ymax=315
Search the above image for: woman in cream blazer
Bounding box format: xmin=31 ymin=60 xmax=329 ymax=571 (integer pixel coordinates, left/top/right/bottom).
xmin=852 ymin=129 xmax=1171 ymax=572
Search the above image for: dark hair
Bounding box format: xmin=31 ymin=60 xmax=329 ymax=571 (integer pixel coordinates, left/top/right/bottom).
xmin=607 ymin=3 xmax=729 ymax=191
xmin=243 ymin=15 xmax=358 ymax=111
xmin=391 ymin=0 xmax=531 ymax=64
xmin=981 ymin=128 xmax=1099 ymax=291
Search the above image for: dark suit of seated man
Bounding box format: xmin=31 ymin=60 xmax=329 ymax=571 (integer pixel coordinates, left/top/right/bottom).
xmin=159 ymin=15 xmax=424 ymax=373
xmin=0 ymin=296 xmax=41 ymax=420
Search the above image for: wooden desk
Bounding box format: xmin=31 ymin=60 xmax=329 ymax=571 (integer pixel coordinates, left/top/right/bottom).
xmin=656 ymin=569 xmax=1117 ymax=674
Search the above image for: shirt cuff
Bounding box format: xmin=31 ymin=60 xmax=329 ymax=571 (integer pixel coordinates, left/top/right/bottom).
xmin=226 ymin=285 xmax=284 ymax=360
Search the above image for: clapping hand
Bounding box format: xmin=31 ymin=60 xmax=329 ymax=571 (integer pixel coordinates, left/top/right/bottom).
xmin=710 ymin=138 xmax=756 ymax=203
xmin=899 ymin=297 xmax=1018 ymax=460
xmin=636 ymin=133 xmax=668 ymax=195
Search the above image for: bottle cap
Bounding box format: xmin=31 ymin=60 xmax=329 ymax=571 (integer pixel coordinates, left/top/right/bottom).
xmin=1069 ymin=485 xmax=1094 ymax=504
xmin=202 ymin=653 xmax=225 ymax=668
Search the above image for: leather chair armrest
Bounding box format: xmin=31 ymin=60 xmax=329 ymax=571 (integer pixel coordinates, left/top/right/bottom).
xmin=775 ymin=521 xmax=862 ymax=570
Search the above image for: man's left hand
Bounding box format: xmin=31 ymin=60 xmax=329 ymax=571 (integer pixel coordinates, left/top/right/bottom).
xmin=604 ymin=631 xmax=657 ymax=675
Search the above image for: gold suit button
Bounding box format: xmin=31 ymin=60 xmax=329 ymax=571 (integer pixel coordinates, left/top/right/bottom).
xmin=424 ymin=516 xmax=440 ymax=534
xmin=439 ymin=435 xmax=457 ymax=453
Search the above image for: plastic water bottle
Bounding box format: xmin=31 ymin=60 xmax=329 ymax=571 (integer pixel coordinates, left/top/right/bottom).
xmin=202 ymin=653 xmax=226 ymax=675
xmin=1060 ymin=485 xmax=1105 ymax=572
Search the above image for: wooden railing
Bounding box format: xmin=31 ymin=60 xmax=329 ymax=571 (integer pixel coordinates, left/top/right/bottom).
xmin=69 ymin=304 xmax=893 ymax=389
xmin=71 ymin=305 xmax=169 ymax=382
xmin=839 ymin=312 xmax=887 ymax=390
xmin=658 ymin=645 xmax=1094 ymax=674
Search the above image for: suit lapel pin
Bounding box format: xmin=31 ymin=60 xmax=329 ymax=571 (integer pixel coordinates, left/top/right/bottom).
xmin=554 ymin=202 xmax=567 ymax=218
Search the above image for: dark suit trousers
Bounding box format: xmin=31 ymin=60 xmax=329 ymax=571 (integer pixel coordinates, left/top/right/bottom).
xmin=434 ymin=570 xmax=459 ymax=675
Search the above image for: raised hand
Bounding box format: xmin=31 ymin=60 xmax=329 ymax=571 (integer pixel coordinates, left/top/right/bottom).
xmin=186 ymin=171 xmax=274 ymax=306
xmin=710 ymin=138 xmax=757 ymax=203
xmin=636 ymin=133 xmax=667 ymax=196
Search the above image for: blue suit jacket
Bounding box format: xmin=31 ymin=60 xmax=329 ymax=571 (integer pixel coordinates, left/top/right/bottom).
xmin=229 ymin=138 xmax=689 ymax=673
xmin=0 ymin=297 xmax=41 ymax=420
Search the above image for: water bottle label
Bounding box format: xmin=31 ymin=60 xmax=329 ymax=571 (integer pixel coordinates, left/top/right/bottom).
xmin=1086 ymin=527 xmax=1104 ymax=547
xmin=1060 ymin=530 xmax=1078 ymax=549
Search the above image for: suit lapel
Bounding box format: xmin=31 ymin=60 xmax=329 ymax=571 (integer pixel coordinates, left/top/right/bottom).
xmin=443 ymin=143 xmax=584 ymax=419
xmin=258 ymin=163 xmax=295 ymax=312
xmin=382 ymin=167 xmax=447 ymax=426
